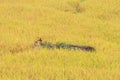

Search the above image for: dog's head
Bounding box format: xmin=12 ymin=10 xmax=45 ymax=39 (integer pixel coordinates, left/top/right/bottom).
xmin=34 ymin=38 xmax=42 ymax=46
xmin=38 ymin=38 xmax=42 ymax=43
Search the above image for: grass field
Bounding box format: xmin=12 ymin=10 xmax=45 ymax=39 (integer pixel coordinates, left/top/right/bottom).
xmin=0 ymin=0 xmax=120 ymax=80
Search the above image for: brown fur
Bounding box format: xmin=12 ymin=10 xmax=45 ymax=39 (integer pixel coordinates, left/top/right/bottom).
xmin=34 ymin=38 xmax=42 ymax=46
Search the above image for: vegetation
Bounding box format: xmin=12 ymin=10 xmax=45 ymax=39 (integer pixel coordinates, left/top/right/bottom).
xmin=0 ymin=0 xmax=120 ymax=80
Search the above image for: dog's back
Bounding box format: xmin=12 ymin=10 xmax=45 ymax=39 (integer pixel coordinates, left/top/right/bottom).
xmin=56 ymin=43 xmax=95 ymax=51
xmin=41 ymin=42 xmax=55 ymax=49
xmin=66 ymin=44 xmax=95 ymax=51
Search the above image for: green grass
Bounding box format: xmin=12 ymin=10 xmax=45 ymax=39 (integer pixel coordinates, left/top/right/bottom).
xmin=0 ymin=0 xmax=120 ymax=80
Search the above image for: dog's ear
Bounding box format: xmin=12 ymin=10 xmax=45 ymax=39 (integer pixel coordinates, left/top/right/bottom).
xmin=39 ymin=38 xmax=42 ymax=41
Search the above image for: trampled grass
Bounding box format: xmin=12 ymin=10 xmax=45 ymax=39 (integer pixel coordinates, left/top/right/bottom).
xmin=0 ymin=0 xmax=120 ymax=80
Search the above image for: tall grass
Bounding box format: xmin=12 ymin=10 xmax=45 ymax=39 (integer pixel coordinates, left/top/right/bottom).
xmin=0 ymin=0 xmax=120 ymax=80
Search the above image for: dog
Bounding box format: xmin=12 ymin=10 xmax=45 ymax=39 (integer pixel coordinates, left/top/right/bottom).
xmin=33 ymin=38 xmax=95 ymax=52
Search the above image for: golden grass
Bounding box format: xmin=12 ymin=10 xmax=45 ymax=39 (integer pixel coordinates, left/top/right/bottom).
xmin=0 ymin=0 xmax=120 ymax=80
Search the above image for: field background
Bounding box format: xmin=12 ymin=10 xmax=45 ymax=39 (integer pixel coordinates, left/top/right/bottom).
xmin=0 ymin=0 xmax=120 ymax=80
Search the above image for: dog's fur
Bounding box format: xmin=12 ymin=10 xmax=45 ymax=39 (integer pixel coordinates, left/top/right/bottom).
xmin=34 ymin=38 xmax=42 ymax=47
xmin=33 ymin=38 xmax=95 ymax=52
xmin=33 ymin=38 xmax=55 ymax=48
xmin=56 ymin=43 xmax=95 ymax=51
